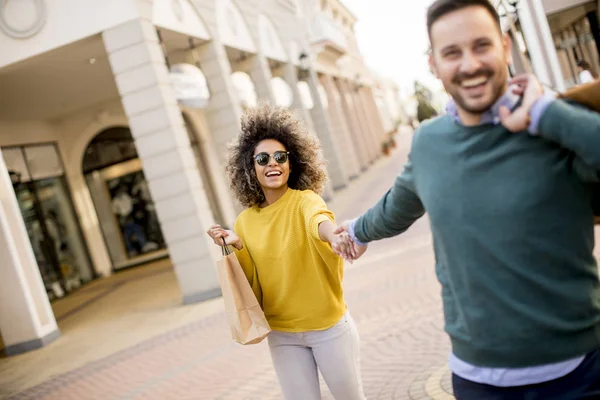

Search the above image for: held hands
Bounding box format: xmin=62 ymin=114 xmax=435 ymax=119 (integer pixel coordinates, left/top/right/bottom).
xmin=206 ymin=225 xmax=243 ymax=250
xmin=330 ymin=231 xmax=357 ymax=262
xmin=499 ymin=74 xmax=544 ymax=133
xmin=331 ymin=220 xmax=368 ymax=262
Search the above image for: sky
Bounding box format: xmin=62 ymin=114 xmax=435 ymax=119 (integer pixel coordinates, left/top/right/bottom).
xmin=341 ymin=0 xmax=443 ymax=96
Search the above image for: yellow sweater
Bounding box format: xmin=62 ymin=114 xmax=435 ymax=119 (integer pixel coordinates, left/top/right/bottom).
xmin=233 ymin=189 xmax=346 ymax=332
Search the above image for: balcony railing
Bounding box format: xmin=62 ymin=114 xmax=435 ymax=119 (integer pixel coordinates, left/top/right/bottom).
xmin=310 ymin=14 xmax=347 ymax=58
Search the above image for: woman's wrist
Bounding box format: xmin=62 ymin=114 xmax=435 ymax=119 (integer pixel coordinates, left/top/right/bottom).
xmin=233 ymin=239 xmax=243 ymax=251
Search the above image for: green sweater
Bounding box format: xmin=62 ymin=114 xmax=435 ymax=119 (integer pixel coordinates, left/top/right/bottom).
xmin=354 ymin=100 xmax=600 ymax=368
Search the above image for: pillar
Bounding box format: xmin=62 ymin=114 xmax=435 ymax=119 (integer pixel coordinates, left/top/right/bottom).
xmin=343 ymin=79 xmax=378 ymax=162
xmin=354 ymin=86 xmax=381 ymax=159
xmin=283 ymin=62 xmax=316 ymax=134
xmin=0 ymin=155 xmax=60 ymax=356
xmin=193 ymin=40 xmax=244 ymax=226
xmin=306 ymin=70 xmax=348 ymax=190
xmin=335 ymin=78 xmax=371 ymax=170
xmin=250 ymin=55 xmax=276 ymax=103
xmin=518 ymin=0 xmax=566 ymax=91
xmin=587 ymin=11 xmax=600 ymax=64
xmin=103 ymin=18 xmax=220 ymax=304
xmin=362 ymin=86 xmax=388 ymax=143
xmin=320 ymin=74 xmax=360 ymax=179
xmin=279 ymin=63 xmax=333 ymax=199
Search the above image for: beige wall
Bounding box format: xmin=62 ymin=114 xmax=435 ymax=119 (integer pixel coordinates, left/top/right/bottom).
xmin=0 ymin=0 xmax=212 ymax=70
xmin=0 ymin=121 xmax=57 ymax=146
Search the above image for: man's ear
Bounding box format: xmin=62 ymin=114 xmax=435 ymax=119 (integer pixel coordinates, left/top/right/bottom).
xmin=429 ymin=52 xmax=438 ymax=78
xmin=503 ymin=33 xmax=513 ymax=67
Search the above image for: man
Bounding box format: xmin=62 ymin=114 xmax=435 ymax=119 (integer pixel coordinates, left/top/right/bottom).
xmin=577 ymin=59 xmax=598 ymax=85
xmin=334 ymin=0 xmax=600 ymax=398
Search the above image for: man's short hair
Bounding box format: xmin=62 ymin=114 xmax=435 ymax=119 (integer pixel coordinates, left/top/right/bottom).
xmin=427 ymin=0 xmax=502 ymax=39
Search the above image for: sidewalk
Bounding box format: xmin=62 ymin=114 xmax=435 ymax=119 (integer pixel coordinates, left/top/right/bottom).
xmin=2 ymin=126 xmax=599 ymax=400
xmin=1 ymin=129 xmax=433 ymax=399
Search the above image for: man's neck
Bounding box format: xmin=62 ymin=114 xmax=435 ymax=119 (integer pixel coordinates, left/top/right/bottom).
xmin=449 ymin=84 xmax=514 ymax=127
xmin=457 ymin=108 xmax=484 ymax=126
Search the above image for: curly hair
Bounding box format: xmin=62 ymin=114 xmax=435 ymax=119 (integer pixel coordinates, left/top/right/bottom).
xmin=226 ymin=103 xmax=328 ymax=208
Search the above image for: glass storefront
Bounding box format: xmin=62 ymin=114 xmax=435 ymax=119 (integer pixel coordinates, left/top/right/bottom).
xmin=105 ymin=168 xmax=165 ymax=257
xmin=83 ymin=123 xmax=223 ymax=270
xmin=3 ymin=144 xmax=93 ymax=301
xmin=83 ymin=128 xmax=169 ymax=269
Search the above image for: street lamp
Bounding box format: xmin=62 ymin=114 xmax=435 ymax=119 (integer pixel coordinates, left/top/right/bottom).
xmin=354 ymin=74 xmax=363 ymax=92
xmin=298 ymin=52 xmax=310 ymax=80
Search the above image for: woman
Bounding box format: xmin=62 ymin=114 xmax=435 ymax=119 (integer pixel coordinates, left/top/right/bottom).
xmin=577 ymin=60 xmax=598 ymax=84
xmin=207 ymin=104 xmax=366 ymax=399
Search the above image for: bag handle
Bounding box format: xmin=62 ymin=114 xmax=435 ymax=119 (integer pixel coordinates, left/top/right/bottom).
xmin=221 ymin=237 xmax=232 ymax=256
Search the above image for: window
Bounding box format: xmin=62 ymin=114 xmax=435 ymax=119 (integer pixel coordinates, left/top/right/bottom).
xmin=2 ymin=143 xmax=94 ymax=300
xmin=277 ymin=0 xmax=297 ymax=13
xmin=25 ymin=145 xmax=64 ymax=180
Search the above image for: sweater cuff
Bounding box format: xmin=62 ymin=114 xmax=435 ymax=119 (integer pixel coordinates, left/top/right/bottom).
xmin=312 ymin=214 xmax=332 ymax=241
xmin=348 ymin=219 xmax=367 ymax=246
xmin=528 ymin=94 xmax=555 ymax=135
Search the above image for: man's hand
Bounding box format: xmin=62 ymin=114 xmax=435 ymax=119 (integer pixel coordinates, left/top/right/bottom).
xmin=333 ymin=220 xmax=368 ymax=261
xmin=333 ymin=220 xmax=353 ymax=236
xmin=499 ymin=74 xmax=544 ymax=133
xmin=330 ymin=231 xmax=356 ymax=261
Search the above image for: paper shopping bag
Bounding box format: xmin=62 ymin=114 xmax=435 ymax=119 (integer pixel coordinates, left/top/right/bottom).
xmin=559 ymin=80 xmax=600 ymax=225
xmin=215 ymin=244 xmax=270 ymax=345
xmin=559 ymin=79 xmax=600 ymax=112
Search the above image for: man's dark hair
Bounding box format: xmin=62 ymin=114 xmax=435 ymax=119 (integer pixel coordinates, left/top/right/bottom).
xmin=577 ymin=59 xmax=591 ymax=70
xmin=427 ymin=0 xmax=501 ymax=39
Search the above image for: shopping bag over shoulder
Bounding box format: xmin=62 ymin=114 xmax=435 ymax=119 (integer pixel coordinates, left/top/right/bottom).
xmin=559 ymin=80 xmax=600 ymax=224
xmin=215 ymin=241 xmax=270 ymax=345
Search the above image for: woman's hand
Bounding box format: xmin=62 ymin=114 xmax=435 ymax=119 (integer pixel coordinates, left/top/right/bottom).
xmin=330 ymin=231 xmax=357 ymax=262
xmin=206 ymin=225 xmax=243 ymax=250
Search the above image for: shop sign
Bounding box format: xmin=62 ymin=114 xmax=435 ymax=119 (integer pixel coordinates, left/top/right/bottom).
xmin=169 ymin=63 xmax=211 ymax=109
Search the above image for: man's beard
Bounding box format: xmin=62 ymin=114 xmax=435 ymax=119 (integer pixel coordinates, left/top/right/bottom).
xmin=448 ymin=68 xmax=507 ymax=114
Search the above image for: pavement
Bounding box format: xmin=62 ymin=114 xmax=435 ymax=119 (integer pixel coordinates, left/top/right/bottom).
xmin=1 ymin=126 xmax=598 ymax=400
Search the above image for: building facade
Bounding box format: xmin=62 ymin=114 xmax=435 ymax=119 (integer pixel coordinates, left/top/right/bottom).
xmin=0 ymin=0 xmax=388 ymax=355
xmin=497 ymin=0 xmax=600 ymax=91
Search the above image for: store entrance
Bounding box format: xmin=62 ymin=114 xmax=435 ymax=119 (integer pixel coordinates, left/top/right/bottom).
xmin=83 ymin=128 xmax=168 ymax=270
xmin=84 ymin=120 xmax=226 ymax=270
xmin=3 ymin=144 xmax=94 ymax=301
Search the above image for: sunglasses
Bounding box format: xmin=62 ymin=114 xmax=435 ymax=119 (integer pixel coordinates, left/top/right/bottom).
xmin=253 ymin=151 xmax=290 ymax=166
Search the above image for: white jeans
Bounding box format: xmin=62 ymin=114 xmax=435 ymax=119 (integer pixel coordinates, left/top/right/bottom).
xmin=268 ymin=311 xmax=366 ymax=400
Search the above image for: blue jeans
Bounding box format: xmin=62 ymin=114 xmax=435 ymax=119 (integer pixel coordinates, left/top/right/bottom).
xmin=123 ymin=221 xmax=147 ymax=253
xmin=452 ymin=350 xmax=600 ymax=400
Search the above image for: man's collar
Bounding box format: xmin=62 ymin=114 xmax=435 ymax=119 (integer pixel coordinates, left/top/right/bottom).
xmin=445 ymin=89 xmax=520 ymax=126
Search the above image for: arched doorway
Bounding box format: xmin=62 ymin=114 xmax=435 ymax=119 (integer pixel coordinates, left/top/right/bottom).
xmin=83 ymin=127 xmax=168 ymax=270
xmin=83 ymin=122 xmax=226 ymax=270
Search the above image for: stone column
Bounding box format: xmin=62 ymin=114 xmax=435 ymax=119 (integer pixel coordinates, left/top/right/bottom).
xmin=518 ymin=0 xmax=566 ymax=91
xmin=342 ymin=79 xmax=378 ymax=163
xmin=335 ymin=78 xmax=371 ymax=170
xmin=281 ymin=63 xmax=334 ymax=199
xmin=0 ymin=155 xmax=59 ymax=356
xmin=250 ymin=55 xmax=276 ymax=103
xmin=283 ymin=62 xmax=316 ymax=133
xmin=193 ymin=40 xmax=245 ymax=225
xmin=306 ymin=70 xmax=348 ymax=190
xmin=103 ymin=18 xmax=220 ymax=304
xmin=320 ymin=74 xmax=360 ymax=179
xmin=362 ymin=86 xmax=387 ymax=143
xmin=353 ymin=86 xmax=381 ymax=160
